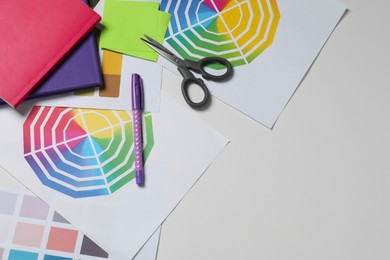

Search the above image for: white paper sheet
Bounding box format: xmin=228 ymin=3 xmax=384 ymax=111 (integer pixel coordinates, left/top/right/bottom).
xmin=0 ymin=91 xmax=229 ymax=260
xmin=157 ymin=0 xmax=347 ymax=128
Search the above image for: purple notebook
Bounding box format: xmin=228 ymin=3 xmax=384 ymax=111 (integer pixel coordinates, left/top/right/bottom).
xmin=0 ymin=0 xmax=102 ymax=104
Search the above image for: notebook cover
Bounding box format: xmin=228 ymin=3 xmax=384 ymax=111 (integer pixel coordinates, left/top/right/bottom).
xmin=0 ymin=25 xmax=102 ymax=104
xmin=26 ymin=30 xmax=103 ymax=100
xmin=0 ymin=0 xmax=101 ymax=108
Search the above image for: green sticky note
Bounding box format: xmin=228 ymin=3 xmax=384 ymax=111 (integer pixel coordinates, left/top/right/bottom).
xmin=155 ymin=11 xmax=171 ymax=43
xmin=100 ymin=0 xmax=170 ymax=61
xmin=124 ymin=11 xmax=171 ymax=60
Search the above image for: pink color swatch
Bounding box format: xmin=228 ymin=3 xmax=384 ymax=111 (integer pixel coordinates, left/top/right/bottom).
xmin=13 ymin=222 xmax=44 ymax=247
xmin=47 ymin=227 xmax=79 ymax=252
xmin=19 ymin=195 xmax=50 ymax=220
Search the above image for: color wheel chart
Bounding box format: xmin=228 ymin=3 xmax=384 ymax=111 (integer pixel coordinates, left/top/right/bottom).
xmin=23 ymin=107 xmax=154 ymax=198
xmin=160 ymin=0 xmax=280 ymax=67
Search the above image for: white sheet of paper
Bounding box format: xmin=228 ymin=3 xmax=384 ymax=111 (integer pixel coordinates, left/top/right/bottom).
xmin=0 ymin=91 xmax=228 ymax=260
xmin=132 ymin=227 xmax=161 ymax=260
xmin=157 ymin=0 xmax=347 ymax=128
xmin=0 ymin=166 xmax=161 ymax=260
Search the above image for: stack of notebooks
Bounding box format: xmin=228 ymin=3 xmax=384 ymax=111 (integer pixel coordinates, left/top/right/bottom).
xmin=0 ymin=0 xmax=102 ymax=107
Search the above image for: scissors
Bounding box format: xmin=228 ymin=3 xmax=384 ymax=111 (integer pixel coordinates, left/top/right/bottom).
xmin=141 ymin=34 xmax=233 ymax=109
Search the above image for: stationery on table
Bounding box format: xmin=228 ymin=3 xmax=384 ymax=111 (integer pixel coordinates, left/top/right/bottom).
xmin=0 ymin=0 xmax=101 ymax=107
xmin=142 ymin=34 xmax=233 ymax=109
xmin=0 ymin=0 xmax=349 ymax=259
xmin=0 ymin=167 xmax=161 ymax=260
xmin=131 ymin=74 xmax=145 ymax=186
xmin=158 ymin=0 xmax=347 ymax=128
xmin=0 ymin=0 xmax=102 ymax=105
xmin=0 ymin=90 xmax=229 ymax=259
xmin=31 ymin=0 xmax=164 ymax=112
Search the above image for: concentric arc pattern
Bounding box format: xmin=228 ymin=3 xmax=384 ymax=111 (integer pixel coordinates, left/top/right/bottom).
xmin=23 ymin=107 xmax=154 ymax=198
xmin=161 ymin=0 xmax=280 ymax=67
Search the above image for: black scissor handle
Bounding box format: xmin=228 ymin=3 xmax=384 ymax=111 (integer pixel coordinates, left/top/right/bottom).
xmin=181 ymin=76 xmax=211 ymax=110
xmin=186 ymin=57 xmax=233 ymax=81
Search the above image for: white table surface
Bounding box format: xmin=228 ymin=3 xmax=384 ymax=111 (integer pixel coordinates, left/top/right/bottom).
xmin=157 ymin=0 xmax=390 ymax=259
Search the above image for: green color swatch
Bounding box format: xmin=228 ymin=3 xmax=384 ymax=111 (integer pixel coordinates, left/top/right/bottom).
xmin=100 ymin=0 xmax=170 ymax=61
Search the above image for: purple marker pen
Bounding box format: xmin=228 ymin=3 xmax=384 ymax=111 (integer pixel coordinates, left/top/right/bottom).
xmin=131 ymin=73 xmax=145 ymax=186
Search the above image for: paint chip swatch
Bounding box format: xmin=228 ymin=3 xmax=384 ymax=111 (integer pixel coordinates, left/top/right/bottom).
xmin=47 ymin=227 xmax=79 ymax=253
xmin=13 ymin=222 xmax=45 ymax=247
xmin=0 ymin=191 xmax=18 ymax=215
xmin=20 ymin=195 xmax=50 ymax=220
xmin=81 ymin=236 xmax=110 ymax=258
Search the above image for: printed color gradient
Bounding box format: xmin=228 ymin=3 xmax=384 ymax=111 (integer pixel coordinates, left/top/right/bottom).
xmin=161 ymin=0 xmax=280 ymax=67
xmin=23 ymin=107 xmax=154 ymax=198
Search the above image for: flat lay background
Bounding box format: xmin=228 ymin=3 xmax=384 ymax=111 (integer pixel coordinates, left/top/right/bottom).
xmin=156 ymin=0 xmax=390 ymax=259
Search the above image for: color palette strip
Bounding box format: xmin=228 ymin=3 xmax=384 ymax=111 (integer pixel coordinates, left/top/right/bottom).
xmin=160 ymin=0 xmax=280 ymax=67
xmin=23 ymin=107 xmax=154 ymax=198
xmin=100 ymin=50 xmax=123 ymax=98
xmin=75 ymin=50 xmax=123 ymax=98
xmin=0 ymin=185 xmax=110 ymax=260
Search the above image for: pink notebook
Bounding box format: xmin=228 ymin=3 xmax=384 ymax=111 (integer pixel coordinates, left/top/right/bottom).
xmin=0 ymin=0 xmax=101 ymax=107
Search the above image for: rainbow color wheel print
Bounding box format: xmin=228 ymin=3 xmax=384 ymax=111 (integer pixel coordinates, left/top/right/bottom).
xmin=23 ymin=107 xmax=154 ymax=198
xmin=160 ymin=0 xmax=280 ymax=67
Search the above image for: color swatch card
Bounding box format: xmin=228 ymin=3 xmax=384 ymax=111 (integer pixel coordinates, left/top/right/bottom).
xmin=29 ymin=1 xmax=163 ymax=112
xmin=0 ymin=91 xmax=229 ymax=260
xmin=100 ymin=0 xmax=171 ymax=61
xmin=0 ymin=0 xmax=101 ymax=108
xmin=158 ymin=0 xmax=347 ymax=128
xmin=0 ymin=167 xmax=161 ymax=260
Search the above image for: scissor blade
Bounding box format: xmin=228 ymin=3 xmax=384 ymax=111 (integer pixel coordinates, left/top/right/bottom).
xmin=141 ymin=35 xmax=183 ymax=65
xmin=143 ymin=34 xmax=174 ymax=55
